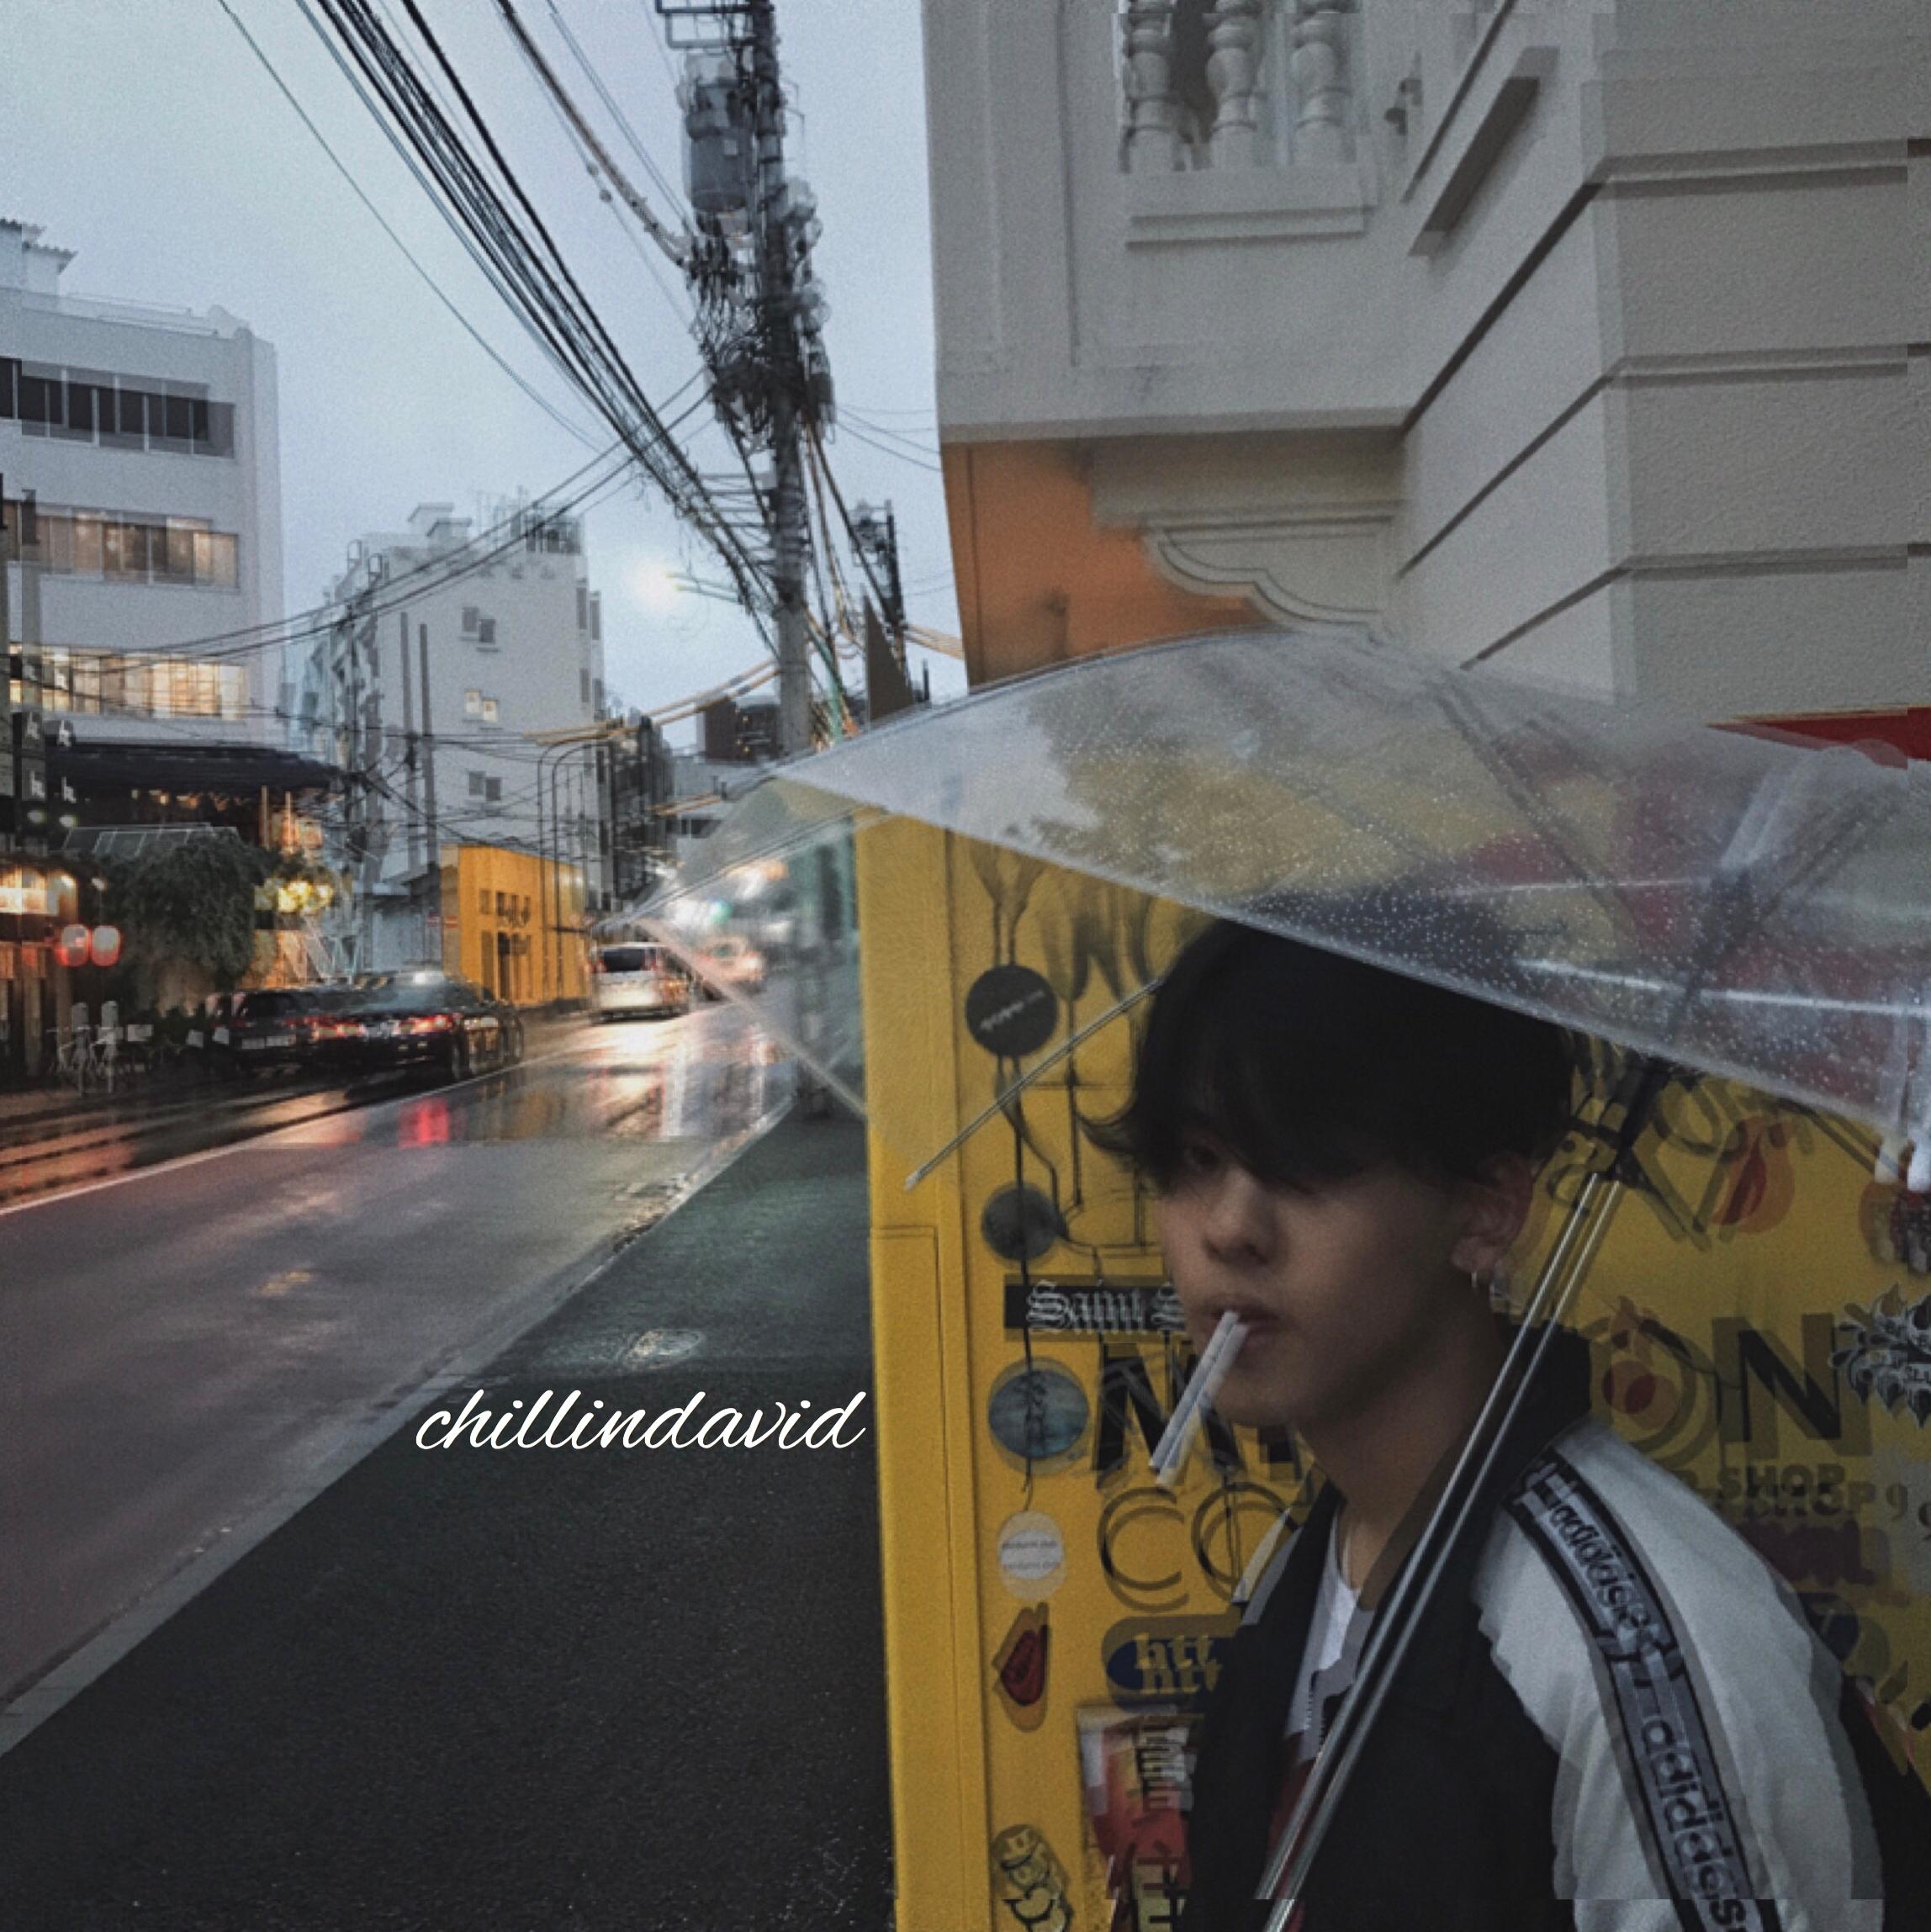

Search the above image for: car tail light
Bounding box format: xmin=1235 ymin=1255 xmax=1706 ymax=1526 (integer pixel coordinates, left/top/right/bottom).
xmin=405 ymin=1014 xmax=454 ymax=1035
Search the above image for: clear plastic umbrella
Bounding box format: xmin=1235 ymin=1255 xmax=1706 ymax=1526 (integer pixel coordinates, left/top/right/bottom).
xmin=637 ymin=624 xmax=1931 ymax=1915
xmin=642 ymin=625 xmax=1931 ymax=1166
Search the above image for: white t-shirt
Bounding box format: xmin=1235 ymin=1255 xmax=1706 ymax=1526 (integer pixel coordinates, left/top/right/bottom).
xmin=1284 ymin=1517 xmax=1363 ymax=1767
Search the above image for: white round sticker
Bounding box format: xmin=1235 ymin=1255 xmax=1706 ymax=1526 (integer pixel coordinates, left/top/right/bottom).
xmin=996 ymin=1510 xmax=1066 ymax=1600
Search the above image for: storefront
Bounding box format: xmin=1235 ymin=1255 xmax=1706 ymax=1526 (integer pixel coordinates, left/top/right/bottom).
xmin=0 ymin=860 xmax=71 ymax=1081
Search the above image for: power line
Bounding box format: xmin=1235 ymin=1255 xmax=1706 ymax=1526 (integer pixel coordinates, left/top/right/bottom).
xmin=490 ymin=0 xmax=689 ymax=266
xmin=307 ymin=0 xmax=775 ymax=626
xmin=834 ymin=417 xmax=943 ymax=474
xmin=218 ymin=0 xmax=597 ymax=449
xmin=542 ymin=0 xmax=686 ymax=215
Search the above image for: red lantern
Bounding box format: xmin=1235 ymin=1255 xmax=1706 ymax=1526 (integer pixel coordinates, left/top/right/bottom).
xmin=56 ymin=924 xmax=91 ymax=969
xmin=89 ymin=925 xmax=123 ymax=968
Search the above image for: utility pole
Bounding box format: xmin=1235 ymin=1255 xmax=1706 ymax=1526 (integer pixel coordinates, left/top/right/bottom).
xmin=671 ymin=0 xmax=832 ymax=758
xmin=748 ymin=0 xmax=811 ymax=759
xmin=417 ymin=621 xmax=440 ymax=961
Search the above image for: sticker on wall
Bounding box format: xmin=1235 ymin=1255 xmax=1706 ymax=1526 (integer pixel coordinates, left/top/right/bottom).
xmin=991 ymin=1822 xmax=1073 ymax=1932
xmin=1833 ymin=1289 xmax=1931 ymax=1423
xmin=1077 ymin=1706 xmax=1195 ymax=1924
xmin=981 ymin=1183 xmax=1070 ymax=1263
xmin=992 ymin=1603 xmax=1050 ymax=1730
xmin=1004 ymin=1275 xmax=1186 ymax=1337
xmin=996 ymin=1510 xmax=1067 ymax=1601
xmin=987 ymin=1361 xmax=1090 ymax=1469
xmin=1100 ymin=1613 xmax=1237 ymax=1712
xmin=965 ymin=964 xmax=1059 ymax=1060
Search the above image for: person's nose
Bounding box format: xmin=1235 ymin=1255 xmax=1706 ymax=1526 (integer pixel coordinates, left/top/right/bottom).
xmin=1199 ymin=1165 xmax=1277 ymax=1268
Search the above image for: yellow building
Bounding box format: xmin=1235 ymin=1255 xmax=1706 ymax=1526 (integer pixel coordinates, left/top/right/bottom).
xmin=436 ymin=842 xmax=585 ymax=1006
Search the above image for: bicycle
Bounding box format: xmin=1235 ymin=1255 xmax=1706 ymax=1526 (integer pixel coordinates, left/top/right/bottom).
xmin=48 ymin=1024 xmax=119 ymax=1098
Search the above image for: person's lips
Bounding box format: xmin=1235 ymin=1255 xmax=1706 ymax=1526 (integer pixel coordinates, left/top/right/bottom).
xmin=1191 ymin=1303 xmax=1279 ymax=1359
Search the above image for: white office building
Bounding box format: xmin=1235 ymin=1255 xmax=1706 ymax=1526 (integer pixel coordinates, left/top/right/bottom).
xmin=297 ymin=498 xmax=607 ymax=971
xmin=0 ymin=219 xmax=283 ymax=746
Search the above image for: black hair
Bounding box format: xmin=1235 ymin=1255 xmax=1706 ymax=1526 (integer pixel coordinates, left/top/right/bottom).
xmin=1083 ymin=913 xmax=1579 ymax=1193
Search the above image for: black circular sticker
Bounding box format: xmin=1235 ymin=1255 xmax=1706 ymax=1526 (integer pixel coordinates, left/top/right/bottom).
xmin=980 ymin=1183 xmax=1069 ymax=1263
xmin=965 ymin=965 xmax=1058 ymax=1059
xmin=987 ymin=1362 xmax=1090 ymax=1467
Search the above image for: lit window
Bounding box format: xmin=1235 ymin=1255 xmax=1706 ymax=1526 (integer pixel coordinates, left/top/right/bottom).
xmin=463 ymin=689 xmax=483 ymax=717
xmin=480 ymin=697 xmax=500 ymax=724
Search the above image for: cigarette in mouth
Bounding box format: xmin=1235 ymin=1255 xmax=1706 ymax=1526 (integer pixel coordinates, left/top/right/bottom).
xmin=1151 ymin=1310 xmax=1248 ymax=1490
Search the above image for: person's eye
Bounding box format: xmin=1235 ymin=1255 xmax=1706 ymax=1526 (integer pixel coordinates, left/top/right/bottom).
xmin=1177 ymin=1138 xmax=1220 ymax=1177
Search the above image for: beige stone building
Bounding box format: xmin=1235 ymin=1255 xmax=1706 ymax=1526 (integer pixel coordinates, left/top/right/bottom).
xmin=923 ymin=0 xmax=1928 ymax=749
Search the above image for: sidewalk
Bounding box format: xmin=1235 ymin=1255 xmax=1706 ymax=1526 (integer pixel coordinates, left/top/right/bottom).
xmin=0 ymin=1111 xmax=893 ymax=1932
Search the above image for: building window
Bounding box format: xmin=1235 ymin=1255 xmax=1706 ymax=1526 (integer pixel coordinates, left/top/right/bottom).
xmin=480 ymin=696 xmax=500 ymax=724
xmin=0 ymin=357 xmax=233 ymax=458
xmin=3 ymin=501 xmax=238 ymax=589
xmin=589 ymin=591 xmax=601 ymax=643
xmin=467 ymin=770 xmax=503 ymax=806
xmin=29 ymin=646 xmax=246 ymax=721
xmin=477 ymin=617 xmax=496 ymax=647
xmin=463 ymin=688 xmax=482 ymax=717
xmin=580 ymin=668 xmax=590 ymax=705
xmin=576 ymin=585 xmax=589 ymax=631
xmin=462 ymin=606 xmax=481 ymax=635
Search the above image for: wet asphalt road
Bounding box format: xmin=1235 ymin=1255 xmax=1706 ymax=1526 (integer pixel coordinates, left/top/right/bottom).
xmin=1 ymin=1006 xmax=790 ymax=1702
xmin=0 ymin=1101 xmax=890 ymax=1931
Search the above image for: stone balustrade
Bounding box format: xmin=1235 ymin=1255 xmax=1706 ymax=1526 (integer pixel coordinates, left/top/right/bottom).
xmin=1118 ymin=0 xmax=1358 ymax=171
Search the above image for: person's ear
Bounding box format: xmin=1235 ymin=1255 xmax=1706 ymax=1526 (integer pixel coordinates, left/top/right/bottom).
xmin=1449 ymin=1153 xmax=1535 ymax=1276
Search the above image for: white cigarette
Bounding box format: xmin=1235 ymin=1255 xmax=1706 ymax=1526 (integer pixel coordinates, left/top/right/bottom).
xmin=1151 ymin=1311 xmax=1247 ymax=1489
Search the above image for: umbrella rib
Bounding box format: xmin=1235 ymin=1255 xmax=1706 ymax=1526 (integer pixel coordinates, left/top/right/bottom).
xmin=902 ymin=977 xmax=1161 ymax=1190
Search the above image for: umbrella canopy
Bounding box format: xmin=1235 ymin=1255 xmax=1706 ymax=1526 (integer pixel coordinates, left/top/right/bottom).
xmin=643 ymin=625 xmax=1931 ymax=1159
xmin=637 ymin=625 xmax=1931 ymax=1926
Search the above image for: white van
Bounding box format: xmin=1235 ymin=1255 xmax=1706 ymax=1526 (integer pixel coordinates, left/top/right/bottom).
xmin=590 ymin=942 xmax=691 ymax=1019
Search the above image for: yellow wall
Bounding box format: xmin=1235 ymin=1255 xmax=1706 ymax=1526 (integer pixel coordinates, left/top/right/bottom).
xmin=862 ymin=820 xmax=1931 ymax=1932
xmin=439 ymin=843 xmax=585 ymax=1005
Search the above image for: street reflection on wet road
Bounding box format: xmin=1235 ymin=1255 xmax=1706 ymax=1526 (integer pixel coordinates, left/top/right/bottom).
xmin=280 ymin=1001 xmax=791 ymax=1153
xmin=1 ymin=1005 xmax=791 ymax=1712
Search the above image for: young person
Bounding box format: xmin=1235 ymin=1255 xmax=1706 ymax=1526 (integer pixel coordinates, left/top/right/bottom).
xmin=1087 ymin=917 xmax=1930 ymax=1932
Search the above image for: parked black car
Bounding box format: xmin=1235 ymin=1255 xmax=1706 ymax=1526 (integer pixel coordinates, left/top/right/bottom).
xmin=333 ymin=972 xmax=524 ymax=1081
xmin=201 ymin=987 xmax=324 ymax=1074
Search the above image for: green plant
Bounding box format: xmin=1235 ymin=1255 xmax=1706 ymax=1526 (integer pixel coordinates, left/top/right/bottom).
xmin=99 ymin=840 xmax=274 ymax=990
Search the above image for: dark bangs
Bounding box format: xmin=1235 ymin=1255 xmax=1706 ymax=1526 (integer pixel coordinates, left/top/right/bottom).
xmin=1083 ymin=918 xmax=1579 ymax=1193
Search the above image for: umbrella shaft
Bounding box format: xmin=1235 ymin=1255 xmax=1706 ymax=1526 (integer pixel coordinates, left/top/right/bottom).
xmin=1257 ymin=1167 xmax=1626 ymax=1921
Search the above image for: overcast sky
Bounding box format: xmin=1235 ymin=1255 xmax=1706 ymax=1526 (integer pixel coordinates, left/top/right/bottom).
xmin=1 ymin=0 xmax=963 ymax=746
